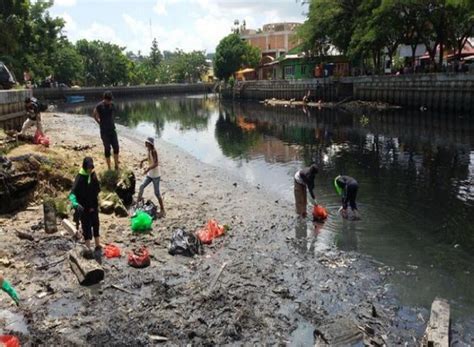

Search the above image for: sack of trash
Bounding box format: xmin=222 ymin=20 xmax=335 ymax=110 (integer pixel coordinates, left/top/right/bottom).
xmin=196 ymin=219 xmax=225 ymax=244
xmin=0 ymin=335 xmax=20 ymax=347
xmin=169 ymin=228 xmax=203 ymax=257
xmin=130 ymin=211 xmax=152 ymax=232
xmin=104 ymin=244 xmax=121 ymax=258
xmin=130 ymin=200 xmax=157 ymax=220
xmin=34 ymin=129 xmax=50 ymax=147
xmin=312 ymin=205 xmax=328 ymax=222
xmin=128 ymin=246 xmax=150 ymax=268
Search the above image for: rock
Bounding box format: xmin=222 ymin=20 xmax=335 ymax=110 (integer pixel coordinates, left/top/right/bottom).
xmin=100 ymin=200 xmax=115 ymax=214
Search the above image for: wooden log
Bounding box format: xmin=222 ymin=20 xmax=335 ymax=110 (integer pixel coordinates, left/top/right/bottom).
xmin=15 ymin=230 xmax=34 ymax=241
xmin=69 ymin=247 xmax=104 ymax=286
xmin=61 ymin=219 xmax=79 ymax=238
xmin=423 ymin=298 xmax=450 ymax=347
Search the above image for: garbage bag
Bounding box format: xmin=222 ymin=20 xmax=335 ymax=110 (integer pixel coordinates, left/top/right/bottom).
xmin=312 ymin=205 xmax=328 ymax=222
xmin=34 ymin=129 xmax=50 ymax=147
xmin=130 ymin=200 xmax=157 ymax=220
xmin=128 ymin=246 xmax=150 ymax=268
xmin=196 ymin=219 xmax=225 ymax=244
xmin=104 ymin=244 xmax=121 ymax=258
xmin=0 ymin=335 xmax=20 ymax=347
xmin=168 ymin=228 xmax=203 ymax=257
xmin=130 ymin=211 xmax=152 ymax=232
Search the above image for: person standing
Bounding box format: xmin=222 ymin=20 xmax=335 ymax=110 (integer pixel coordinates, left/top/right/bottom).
xmin=19 ymin=97 xmax=43 ymax=135
xmin=334 ymin=175 xmax=360 ymax=220
xmin=69 ymin=157 xmax=102 ymax=251
xmin=137 ymin=137 xmax=165 ymax=218
xmin=294 ymin=164 xmax=318 ymax=218
xmin=93 ymin=91 xmax=119 ymax=170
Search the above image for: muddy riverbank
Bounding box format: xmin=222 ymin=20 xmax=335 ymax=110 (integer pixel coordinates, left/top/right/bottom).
xmin=0 ymin=112 xmax=470 ymax=344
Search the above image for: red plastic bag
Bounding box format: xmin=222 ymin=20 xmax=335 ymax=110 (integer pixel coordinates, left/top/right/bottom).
xmin=312 ymin=205 xmax=328 ymax=222
xmin=196 ymin=219 xmax=225 ymax=244
xmin=0 ymin=335 xmax=20 ymax=347
xmin=33 ymin=129 xmax=50 ymax=147
xmin=127 ymin=246 xmax=150 ymax=268
xmin=104 ymin=244 xmax=121 ymax=258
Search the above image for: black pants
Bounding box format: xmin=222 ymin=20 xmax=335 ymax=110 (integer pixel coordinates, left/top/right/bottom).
xmin=100 ymin=130 xmax=119 ymax=158
xmin=81 ymin=210 xmax=100 ymax=241
xmin=343 ymin=183 xmax=358 ymax=210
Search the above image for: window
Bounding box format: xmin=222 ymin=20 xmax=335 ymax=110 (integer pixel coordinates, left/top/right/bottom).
xmin=301 ymin=65 xmax=307 ymax=75
xmin=284 ymin=66 xmax=295 ymax=77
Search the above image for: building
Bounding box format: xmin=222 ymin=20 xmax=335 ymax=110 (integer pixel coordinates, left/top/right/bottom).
xmin=240 ymin=22 xmax=301 ymax=59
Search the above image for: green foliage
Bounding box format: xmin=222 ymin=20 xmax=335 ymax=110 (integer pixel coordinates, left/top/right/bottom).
xmin=149 ymin=38 xmax=163 ymax=67
xmin=299 ymin=0 xmax=474 ymax=71
xmin=100 ymin=170 xmax=119 ymax=192
xmin=214 ymin=33 xmax=261 ymax=81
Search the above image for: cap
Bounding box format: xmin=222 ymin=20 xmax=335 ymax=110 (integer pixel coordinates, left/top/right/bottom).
xmin=82 ymin=157 xmax=94 ymax=170
xmin=145 ymin=137 xmax=154 ymax=146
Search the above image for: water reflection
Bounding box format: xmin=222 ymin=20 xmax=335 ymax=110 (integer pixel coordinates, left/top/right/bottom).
xmin=62 ymin=96 xmax=474 ymax=318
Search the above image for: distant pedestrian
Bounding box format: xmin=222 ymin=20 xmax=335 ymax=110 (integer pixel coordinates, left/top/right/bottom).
xmin=294 ymin=164 xmax=318 ymax=218
xmin=19 ymin=97 xmax=43 ymax=135
xmin=137 ymin=137 xmax=165 ymax=217
xmin=334 ymin=175 xmax=360 ymax=220
xmin=69 ymin=157 xmax=102 ymax=251
xmin=93 ymin=91 xmax=119 ymax=170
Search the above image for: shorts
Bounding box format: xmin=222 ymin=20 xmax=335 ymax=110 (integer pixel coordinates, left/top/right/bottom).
xmin=294 ymin=180 xmax=307 ymax=216
xmin=81 ymin=209 xmax=100 ymax=241
xmin=100 ymin=130 xmax=119 ymax=158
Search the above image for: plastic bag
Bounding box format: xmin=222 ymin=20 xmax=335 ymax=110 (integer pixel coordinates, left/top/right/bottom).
xmin=34 ymin=129 xmax=50 ymax=147
xmin=0 ymin=335 xmax=20 ymax=347
xmin=128 ymin=246 xmax=150 ymax=268
xmin=130 ymin=211 xmax=152 ymax=232
xmin=168 ymin=229 xmax=203 ymax=257
xmin=196 ymin=219 xmax=225 ymax=244
xmin=312 ymin=205 xmax=328 ymax=222
xmin=104 ymin=244 xmax=121 ymax=258
xmin=130 ymin=200 xmax=157 ymax=220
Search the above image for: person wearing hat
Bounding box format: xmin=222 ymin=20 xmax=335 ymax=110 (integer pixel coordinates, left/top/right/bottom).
xmin=294 ymin=164 xmax=319 ymax=218
xmin=19 ymin=97 xmax=43 ymax=135
xmin=138 ymin=137 xmax=165 ymax=217
xmin=69 ymin=157 xmax=102 ymax=250
xmin=93 ymin=91 xmax=120 ymax=170
xmin=334 ymin=175 xmax=360 ymax=220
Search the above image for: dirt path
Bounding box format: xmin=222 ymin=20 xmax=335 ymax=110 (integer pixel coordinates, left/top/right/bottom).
xmin=0 ymin=112 xmax=432 ymax=344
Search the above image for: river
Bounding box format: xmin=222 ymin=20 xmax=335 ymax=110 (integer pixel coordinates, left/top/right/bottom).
xmin=63 ymin=94 xmax=474 ymax=324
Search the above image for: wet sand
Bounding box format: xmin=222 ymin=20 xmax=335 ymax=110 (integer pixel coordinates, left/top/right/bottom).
xmin=0 ymin=112 xmax=467 ymax=344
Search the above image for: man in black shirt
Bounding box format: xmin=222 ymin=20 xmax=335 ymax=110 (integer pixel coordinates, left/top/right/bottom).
xmin=334 ymin=175 xmax=360 ymax=220
xmin=93 ymin=91 xmax=119 ymax=170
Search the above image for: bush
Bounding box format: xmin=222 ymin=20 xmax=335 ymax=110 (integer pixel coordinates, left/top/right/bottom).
xmin=100 ymin=169 xmax=119 ymax=192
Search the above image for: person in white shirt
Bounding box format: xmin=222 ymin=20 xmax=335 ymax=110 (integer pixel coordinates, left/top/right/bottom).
xmin=294 ymin=164 xmax=318 ymax=218
xmin=138 ymin=137 xmax=165 ymax=217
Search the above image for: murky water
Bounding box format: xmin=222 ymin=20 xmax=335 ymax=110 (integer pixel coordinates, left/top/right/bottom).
xmin=63 ymin=95 xmax=474 ymax=321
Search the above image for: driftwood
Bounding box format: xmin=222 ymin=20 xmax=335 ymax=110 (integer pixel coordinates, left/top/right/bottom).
xmin=69 ymin=247 xmax=104 ymax=285
xmin=423 ymin=298 xmax=450 ymax=347
xmin=15 ymin=230 xmax=34 ymax=241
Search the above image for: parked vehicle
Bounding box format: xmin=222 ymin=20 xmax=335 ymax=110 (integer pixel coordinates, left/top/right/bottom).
xmin=0 ymin=62 xmax=16 ymax=90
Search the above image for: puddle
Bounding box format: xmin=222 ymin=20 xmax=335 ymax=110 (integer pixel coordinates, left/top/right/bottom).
xmin=48 ymin=298 xmax=81 ymax=318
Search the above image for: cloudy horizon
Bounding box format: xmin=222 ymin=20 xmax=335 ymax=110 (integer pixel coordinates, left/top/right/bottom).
xmin=49 ymin=0 xmax=307 ymax=54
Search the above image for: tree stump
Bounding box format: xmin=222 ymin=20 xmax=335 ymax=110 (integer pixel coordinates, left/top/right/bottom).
xmin=43 ymin=200 xmax=57 ymax=234
xmin=69 ymin=247 xmax=104 ymax=285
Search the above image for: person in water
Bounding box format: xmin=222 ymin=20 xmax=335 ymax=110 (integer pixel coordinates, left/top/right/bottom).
xmin=334 ymin=175 xmax=360 ymax=219
xmin=294 ymin=164 xmax=318 ymax=218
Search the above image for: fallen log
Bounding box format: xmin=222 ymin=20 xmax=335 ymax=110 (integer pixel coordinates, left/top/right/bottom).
xmin=423 ymin=298 xmax=450 ymax=347
xmin=69 ymin=247 xmax=104 ymax=285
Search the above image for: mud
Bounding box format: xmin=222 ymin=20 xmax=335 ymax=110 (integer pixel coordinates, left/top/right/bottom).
xmin=0 ymin=112 xmax=469 ymax=345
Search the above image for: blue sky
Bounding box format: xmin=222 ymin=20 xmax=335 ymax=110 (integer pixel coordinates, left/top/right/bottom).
xmin=49 ymin=0 xmax=307 ymax=54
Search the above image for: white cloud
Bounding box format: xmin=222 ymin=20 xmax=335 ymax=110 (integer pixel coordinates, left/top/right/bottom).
xmin=55 ymin=0 xmax=76 ymax=7
xmin=153 ymin=0 xmax=180 ymax=15
xmin=79 ymin=22 xmax=124 ymax=46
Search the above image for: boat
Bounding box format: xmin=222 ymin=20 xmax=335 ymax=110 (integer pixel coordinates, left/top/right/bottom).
xmin=66 ymin=95 xmax=85 ymax=104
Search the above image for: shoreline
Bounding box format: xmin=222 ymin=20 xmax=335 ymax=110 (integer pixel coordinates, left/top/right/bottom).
xmin=0 ymin=111 xmax=466 ymax=344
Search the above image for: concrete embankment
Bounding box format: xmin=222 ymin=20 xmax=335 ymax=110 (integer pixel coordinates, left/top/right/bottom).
xmin=0 ymin=89 xmax=32 ymax=130
xmin=223 ymin=73 xmax=474 ymax=113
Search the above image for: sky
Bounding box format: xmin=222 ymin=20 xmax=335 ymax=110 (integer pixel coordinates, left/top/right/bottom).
xmin=49 ymin=0 xmax=308 ymax=55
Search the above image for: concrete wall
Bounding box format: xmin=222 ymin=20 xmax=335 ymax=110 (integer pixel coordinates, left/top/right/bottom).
xmin=34 ymin=83 xmax=215 ymax=101
xmin=224 ymin=74 xmax=474 ymax=113
xmin=0 ymin=89 xmax=32 ymax=129
xmin=352 ymin=74 xmax=474 ymax=113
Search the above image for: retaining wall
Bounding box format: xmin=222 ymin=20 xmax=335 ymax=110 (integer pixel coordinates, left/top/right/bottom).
xmin=0 ymin=89 xmax=33 ymax=130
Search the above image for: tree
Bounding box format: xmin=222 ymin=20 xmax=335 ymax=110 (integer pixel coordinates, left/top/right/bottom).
xmin=0 ymin=0 xmax=29 ymax=62
xmin=214 ymin=33 xmax=261 ymax=81
xmin=53 ymin=41 xmax=84 ymax=85
xmin=149 ymin=38 xmax=163 ymax=67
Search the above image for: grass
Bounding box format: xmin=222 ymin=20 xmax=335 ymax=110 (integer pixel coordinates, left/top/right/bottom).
xmin=100 ymin=169 xmax=119 ymax=192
